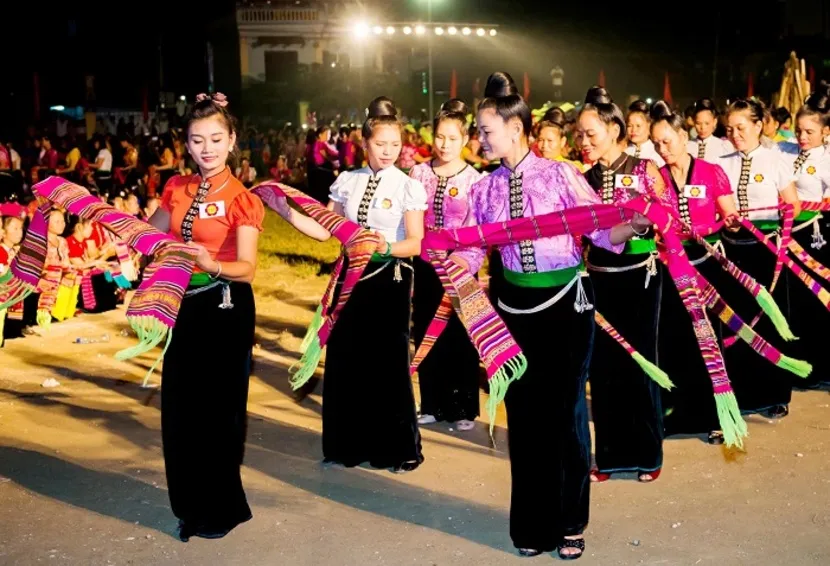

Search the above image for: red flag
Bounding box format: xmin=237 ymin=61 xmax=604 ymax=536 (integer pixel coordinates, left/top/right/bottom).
xmin=523 ymin=72 xmax=530 ymax=102
xmin=142 ymin=84 xmax=149 ymax=121
xmin=598 ymin=69 xmax=606 ymax=88
xmin=33 ymin=72 xmax=40 ymax=121
xmin=663 ymin=72 xmax=673 ymax=106
xmin=809 ymin=65 xmax=816 ymax=90
xmin=747 ymin=72 xmax=754 ymax=99
xmin=449 ymin=69 xmax=458 ymax=99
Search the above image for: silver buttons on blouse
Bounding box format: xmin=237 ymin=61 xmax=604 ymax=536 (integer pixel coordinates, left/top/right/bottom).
xmin=508 ymin=171 xmax=537 ymax=273
xmin=357 ymin=174 xmax=380 ymax=229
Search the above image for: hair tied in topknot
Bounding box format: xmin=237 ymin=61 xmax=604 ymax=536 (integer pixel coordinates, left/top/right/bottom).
xmin=366 ymin=96 xmax=398 ymax=119
xmin=483 ymin=72 xmax=519 ymax=99
xmin=195 ymin=92 xmax=228 ymax=108
xmin=649 ymin=100 xmax=673 ymax=122
xmin=585 ymin=86 xmax=612 ymax=106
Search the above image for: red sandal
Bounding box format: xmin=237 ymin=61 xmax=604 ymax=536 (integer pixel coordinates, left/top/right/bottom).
xmin=590 ymin=469 xmax=610 ymax=483
xmin=638 ymin=468 xmax=661 ymax=482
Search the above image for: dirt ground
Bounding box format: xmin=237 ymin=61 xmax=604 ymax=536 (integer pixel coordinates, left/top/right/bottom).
xmin=1 ymin=264 xmax=830 ymax=566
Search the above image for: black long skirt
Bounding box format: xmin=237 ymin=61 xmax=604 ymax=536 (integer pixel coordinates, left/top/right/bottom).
xmin=322 ymin=259 xmax=424 ymax=469
xmin=411 ymin=257 xmax=481 ymax=423
xmin=786 ymin=216 xmax=830 ymax=387
xmin=721 ymin=228 xmax=793 ymax=413
xmin=497 ymin=276 xmax=594 ymax=551
xmin=661 ymin=243 xmax=724 ymax=436
xmin=588 ymin=248 xmax=663 ymax=475
xmin=161 ymin=282 xmax=255 ymax=533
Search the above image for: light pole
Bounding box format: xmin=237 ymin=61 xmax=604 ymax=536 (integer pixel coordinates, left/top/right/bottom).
xmin=427 ymin=0 xmax=434 ymax=118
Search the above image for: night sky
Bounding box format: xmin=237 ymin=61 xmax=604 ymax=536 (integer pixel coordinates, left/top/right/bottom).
xmin=1 ymin=0 xmax=825 ymax=128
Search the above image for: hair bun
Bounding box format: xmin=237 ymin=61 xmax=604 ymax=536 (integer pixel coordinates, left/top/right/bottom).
xmin=649 ymin=100 xmax=673 ymax=121
xmin=366 ymin=96 xmax=398 ymax=119
xmin=484 ymin=72 xmax=519 ymax=98
xmin=628 ymin=99 xmax=650 ymax=115
xmin=585 ymin=86 xmax=612 ymax=105
xmin=541 ymin=107 xmax=567 ymax=128
xmin=440 ymin=98 xmax=468 ymax=115
xmin=805 ymin=80 xmax=830 ymax=113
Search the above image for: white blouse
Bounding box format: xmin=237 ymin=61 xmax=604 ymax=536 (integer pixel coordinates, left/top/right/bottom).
xmin=687 ymin=136 xmax=735 ymax=164
xmin=718 ymin=145 xmax=795 ymax=222
xmin=778 ymin=144 xmax=830 ymax=203
xmin=329 ymin=165 xmax=428 ymax=243
xmin=625 ymin=140 xmax=665 ymax=167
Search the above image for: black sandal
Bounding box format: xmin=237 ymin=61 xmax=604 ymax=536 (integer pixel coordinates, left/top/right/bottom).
xmin=518 ymin=548 xmax=543 ymax=557
xmin=557 ymin=537 xmax=585 ymax=560
xmin=707 ymin=431 xmax=724 ymax=445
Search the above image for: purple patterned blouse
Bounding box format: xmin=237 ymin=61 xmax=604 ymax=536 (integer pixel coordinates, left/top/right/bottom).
xmin=409 ymin=162 xmax=483 ymax=230
xmin=454 ymin=151 xmax=622 ymax=274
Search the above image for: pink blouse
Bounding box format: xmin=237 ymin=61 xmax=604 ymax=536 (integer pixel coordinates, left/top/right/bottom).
xmin=409 ymin=163 xmax=482 ymax=230
xmin=658 ymin=157 xmax=732 ymax=237
xmin=454 ymin=152 xmax=622 ymax=274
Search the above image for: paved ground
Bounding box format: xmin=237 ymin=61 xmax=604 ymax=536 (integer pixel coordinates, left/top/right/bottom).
xmin=2 ymin=280 xmax=830 ymax=566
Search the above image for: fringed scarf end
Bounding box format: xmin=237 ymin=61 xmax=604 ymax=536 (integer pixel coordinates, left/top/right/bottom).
xmin=715 ymin=391 xmax=748 ymax=450
xmin=300 ymin=305 xmax=324 ymax=353
xmin=632 ymin=352 xmax=674 ymax=390
xmin=36 ymin=309 xmax=52 ymax=330
xmin=289 ymin=335 xmax=323 ymax=390
xmin=0 ymin=277 xmax=35 ymax=311
xmin=778 ymin=355 xmax=812 ymax=378
xmin=115 ymin=316 xmax=169 ymax=361
xmin=142 ymin=329 xmax=174 ymax=388
xmin=485 ymin=353 xmax=528 ymax=440
xmin=756 ymin=287 xmax=797 ymax=341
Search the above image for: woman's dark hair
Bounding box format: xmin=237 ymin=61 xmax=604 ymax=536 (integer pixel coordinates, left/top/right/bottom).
xmin=628 ymin=99 xmax=651 ymax=118
xmin=534 ymin=107 xmax=568 ymax=137
xmin=315 ymin=125 xmax=331 ymax=138
xmin=362 ymin=96 xmax=401 ymax=139
xmin=649 ymin=100 xmax=686 ymax=132
xmin=186 ymin=97 xmax=238 ymax=139
xmin=771 ymin=106 xmax=791 ymax=125
xmin=579 ymin=86 xmax=627 ymax=142
xmin=692 ymin=98 xmax=719 ymax=120
xmin=727 ymin=98 xmax=766 ymax=124
xmin=796 ymin=80 xmax=830 ymax=128
xmin=433 ymin=98 xmax=469 ymax=133
xmin=478 ymin=72 xmax=532 ymax=135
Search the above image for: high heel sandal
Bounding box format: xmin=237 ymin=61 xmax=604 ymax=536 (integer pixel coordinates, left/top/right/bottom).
xmin=638 ymin=468 xmax=661 ymax=483
xmin=707 ymin=431 xmax=724 ymax=445
xmin=518 ymin=548 xmax=543 ymax=557
xmin=557 ymin=537 xmax=585 ymax=560
xmin=589 ymin=469 xmax=610 ymax=483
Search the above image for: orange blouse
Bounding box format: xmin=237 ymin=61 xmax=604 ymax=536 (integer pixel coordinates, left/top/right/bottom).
xmin=160 ymin=168 xmax=264 ymax=263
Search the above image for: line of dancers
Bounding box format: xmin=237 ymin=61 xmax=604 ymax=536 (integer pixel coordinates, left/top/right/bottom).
xmin=8 ymin=72 xmax=830 ymax=560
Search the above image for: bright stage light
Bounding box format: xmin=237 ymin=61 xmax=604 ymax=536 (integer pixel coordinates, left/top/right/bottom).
xmin=373 ymin=26 xmax=383 ymax=35
xmin=448 ymin=26 xmax=457 ymax=35
xmin=435 ymin=27 xmax=444 ymax=35
xmin=415 ymin=24 xmax=426 ymax=35
xmin=462 ymin=27 xmax=471 ymax=35
xmin=403 ymin=26 xmax=412 ymax=35
xmin=386 ymin=26 xmax=395 ymax=34
xmin=476 ymin=28 xmax=485 ymax=37
xmin=489 ymin=29 xmax=497 ymax=37
xmin=353 ymin=22 xmax=369 ymax=37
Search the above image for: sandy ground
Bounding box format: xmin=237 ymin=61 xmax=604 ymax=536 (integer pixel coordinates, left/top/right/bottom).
xmin=1 ymin=271 xmax=830 ymax=566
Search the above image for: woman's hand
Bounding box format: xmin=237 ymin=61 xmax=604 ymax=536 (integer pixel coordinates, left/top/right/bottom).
xmin=374 ymin=232 xmax=388 ymax=254
xmin=190 ymin=243 xmax=218 ymax=273
xmin=724 ymin=214 xmax=742 ymax=232
xmin=629 ymin=212 xmax=652 ymax=233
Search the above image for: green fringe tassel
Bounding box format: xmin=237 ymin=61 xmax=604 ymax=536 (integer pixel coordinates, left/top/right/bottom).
xmin=485 ymin=354 xmax=529 ymax=439
xmin=778 ymin=355 xmax=812 ymax=378
xmin=289 ymin=334 xmax=323 ymax=390
xmin=142 ymin=328 xmax=174 ymax=387
xmin=300 ymin=304 xmax=324 ymax=354
xmin=715 ymin=392 xmax=748 ymax=449
xmin=756 ymin=287 xmax=797 ymax=341
xmin=115 ymin=316 xmax=169 ymax=361
xmin=632 ymin=352 xmax=674 ymax=390
xmin=0 ymin=277 xmax=34 ymax=311
xmin=36 ymin=309 xmax=51 ymax=330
